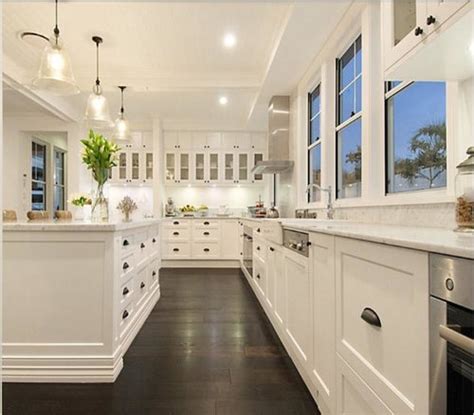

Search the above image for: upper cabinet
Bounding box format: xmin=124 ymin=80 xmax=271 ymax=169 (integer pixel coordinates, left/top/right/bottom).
xmin=382 ymin=0 xmax=473 ymax=80
xmin=110 ymin=131 xmax=154 ymax=185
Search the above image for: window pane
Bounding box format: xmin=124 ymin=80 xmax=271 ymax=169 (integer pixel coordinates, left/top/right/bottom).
xmin=339 ymin=84 xmax=355 ymax=124
xmin=308 ymin=144 xmax=321 ymax=202
xmin=310 ymin=86 xmax=320 ymax=118
xmin=54 ymin=186 xmax=64 ymax=211
xmin=339 ymin=45 xmax=355 ymax=90
xmin=387 ymin=82 xmax=446 ymax=193
xmin=355 ymin=36 xmax=362 ymax=76
xmin=310 ymin=114 xmax=321 ymax=145
xmin=355 ymin=77 xmax=362 ymax=114
xmin=386 ymin=81 xmax=403 ymax=92
xmin=32 ymin=142 xmax=46 ymax=181
xmin=337 ymin=118 xmax=362 ymax=199
xmin=32 ymin=181 xmax=46 ymax=211
xmin=55 ymin=151 xmax=64 ymax=186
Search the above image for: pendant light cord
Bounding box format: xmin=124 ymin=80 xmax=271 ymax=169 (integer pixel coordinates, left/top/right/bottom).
xmin=119 ymin=86 xmax=126 ymax=114
xmin=54 ymin=0 xmax=59 ymax=44
xmin=96 ymin=41 xmax=100 ymax=86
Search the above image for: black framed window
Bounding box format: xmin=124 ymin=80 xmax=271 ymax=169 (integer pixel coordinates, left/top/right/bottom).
xmin=31 ymin=140 xmax=47 ymax=211
xmin=54 ymin=148 xmax=66 ymax=210
xmin=385 ymin=81 xmax=446 ymax=193
xmin=336 ymin=35 xmax=362 ymax=199
xmin=308 ymin=85 xmax=321 ymax=202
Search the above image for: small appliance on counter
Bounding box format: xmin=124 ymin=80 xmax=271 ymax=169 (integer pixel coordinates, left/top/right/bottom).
xmin=267 ymin=203 xmax=279 ymax=218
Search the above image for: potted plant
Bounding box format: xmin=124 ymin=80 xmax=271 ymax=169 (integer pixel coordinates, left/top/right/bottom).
xmin=81 ymin=130 xmax=120 ymax=222
xmin=117 ymin=196 xmax=137 ymax=222
xmin=69 ymin=193 xmax=93 ymax=221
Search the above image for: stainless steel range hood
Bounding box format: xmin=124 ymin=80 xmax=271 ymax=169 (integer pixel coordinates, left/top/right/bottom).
xmin=251 ymin=96 xmax=293 ymax=175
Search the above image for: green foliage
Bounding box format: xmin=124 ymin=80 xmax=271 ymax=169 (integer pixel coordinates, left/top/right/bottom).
xmin=81 ymin=130 xmax=120 ymax=186
xmin=395 ymin=122 xmax=446 ymax=187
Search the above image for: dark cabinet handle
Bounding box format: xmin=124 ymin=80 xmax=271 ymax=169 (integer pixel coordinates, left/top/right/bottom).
xmin=123 ymin=262 xmax=129 ymax=270
xmin=414 ymin=26 xmax=423 ymax=36
xmin=122 ymin=310 xmax=129 ymax=320
xmin=122 ymin=287 xmax=129 ymax=296
xmin=140 ymin=243 xmax=145 ymax=249
xmin=173 ymin=232 xmax=180 ymax=236
xmin=173 ymin=248 xmax=180 ymax=252
xmin=426 ymin=15 xmax=436 ymax=25
xmin=203 ymin=232 xmax=210 ymax=236
xmin=152 ymin=271 xmax=156 ymax=277
xmin=269 ymin=247 xmax=275 ymax=252
xmin=257 ymin=228 xmax=261 ymax=233
xmin=204 ymin=248 xmax=210 ymax=252
xmin=203 ymin=221 xmax=210 ymax=225
xmin=123 ymin=239 xmax=129 ymax=247
xmin=256 ymin=246 xmax=260 ymax=251
xmin=256 ymin=274 xmax=261 ymax=279
xmin=360 ymin=307 xmax=382 ymax=328
xmin=173 ymin=221 xmax=180 ymax=225
xmin=140 ymin=282 xmax=145 ymax=289
xmin=152 ymin=238 xmax=156 ymax=243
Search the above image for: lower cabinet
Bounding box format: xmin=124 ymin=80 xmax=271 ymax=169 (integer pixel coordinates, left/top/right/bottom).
xmin=246 ymin=232 xmax=430 ymax=415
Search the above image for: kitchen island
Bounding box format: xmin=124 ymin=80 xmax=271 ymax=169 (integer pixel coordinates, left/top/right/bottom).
xmin=3 ymin=219 xmax=161 ymax=383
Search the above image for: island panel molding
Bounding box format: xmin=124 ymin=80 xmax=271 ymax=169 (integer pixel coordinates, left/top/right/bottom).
xmin=3 ymin=220 xmax=161 ymax=383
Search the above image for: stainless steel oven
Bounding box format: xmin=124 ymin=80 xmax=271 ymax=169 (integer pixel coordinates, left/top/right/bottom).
xmin=243 ymin=225 xmax=253 ymax=277
xmin=430 ymin=254 xmax=473 ymax=415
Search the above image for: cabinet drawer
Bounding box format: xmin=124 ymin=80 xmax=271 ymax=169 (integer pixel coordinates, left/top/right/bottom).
xmin=136 ymin=239 xmax=149 ymax=266
xmin=164 ymin=228 xmax=191 ymax=241
xmin=120 ymin=252 xmax=135 ymax=280
xmin=335 ymin=237 xmax=429 ymax=414
xmin=253 ymin=255 xmax=266 ymax=298
xmin=120 ymin=277 xmax=134 ymax=308
xmin=119 ymin=303 xmax=134 ymax=339
xmin=336 ymin=355 xmax=392 ymax=415
xmin=163 ymin=219 xmax=190 ymax=230
xmin=193 ymin=219 xmax=220 ymax=230
xmin=163 ymin=242 xmax=191 ymax=259
xmin=193 ymin=228 xmax=220 ymax=241
xmin=192 ymin=241 xmax=220 ymax=259
xmin=253 ymin=238 xmax=267 ymax=262
xmin=134 ymin=266 xmax=149 ymax=309
xmin=121 ymin=234 xmax=134 ymax=251
xmin=150 ymin=259 xmax=160 ymax=291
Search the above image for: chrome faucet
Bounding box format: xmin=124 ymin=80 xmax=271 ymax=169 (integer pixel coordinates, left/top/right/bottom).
xmin=306 ymin=184 xmax=334 ymax=220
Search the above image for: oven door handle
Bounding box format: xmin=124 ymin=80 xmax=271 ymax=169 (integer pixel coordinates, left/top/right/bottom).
xmin=439 ymin=324 xmax=474 ymax=355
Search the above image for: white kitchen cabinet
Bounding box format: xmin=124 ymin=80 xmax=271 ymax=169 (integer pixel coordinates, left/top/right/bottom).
xmin=250 ymin=132 xmax=267 ymax=150
xmin=221 ymin=132 xmax=251 ymax=150
xmin=164 ymin=151 xmax=191 ymax=184
xmin=284 ymin=249 xmax=311 ymax=367
xmin=220 ymin=220 xmax=240 ymax=259
xmin=251 ymin=152 xmax=264 ymax=183
xmin=192 ymin=132 xmax=222 ymax=150
xmin=193 ymin=151 xmax=220 ymax=184
xmin=265 ymin=244 xmax=279 ymax=311
xmin=254 ymin=255 xmax=267 ymax=298
xmin=335 ymin=237 xmax=429 ymax=414
xmin=221 ymin=151 xmax=251 ymax=184
xmin=310 ymin=233 xmax=336 ymax=415
xmin=164 ymin=131 xmax=192 ymax=150
xmin=382 ymin=0 xmax=472 ymax=80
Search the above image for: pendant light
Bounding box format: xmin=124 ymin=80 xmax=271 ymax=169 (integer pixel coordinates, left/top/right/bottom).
xmin=32 ymin=0 xmax=79 ymax=95
xmin=84 ymin=36 xmax=113 ymax=128
xmin=113 ymin=86 xmax=132 ymax=141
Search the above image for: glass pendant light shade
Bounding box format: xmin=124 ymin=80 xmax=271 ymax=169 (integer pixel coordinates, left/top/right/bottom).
xmin=31 ymin=0 xmax=79 ymax=96
xmin=84 ymin=36 xmax=112 ymax=128
xmin=113 ymin=86 xmax=131 ymax=140
xmin=32 ymin=36 xmax=79 ymax=95
xmin=85 ymin=83 xmax=113 ymax=128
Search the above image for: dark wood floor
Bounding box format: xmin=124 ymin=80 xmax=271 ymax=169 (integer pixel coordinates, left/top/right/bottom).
xmin=3 ymin=268 xmax=320 ymax=415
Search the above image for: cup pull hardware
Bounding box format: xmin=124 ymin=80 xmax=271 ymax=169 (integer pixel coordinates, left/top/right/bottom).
xmin=360 ymin=307 xmax=382 ymax=328
xmin=140 ymin=282 xmax=145 ymax=289
xmin=122 ymin=287 xmax=129 ymax=296
xmin=122 ymin=310 xmax=129 ymax=320
xmin=122 ymin=239 xmax=130 ymax=247
xmin=122 ymin=262 xmax=130 ymax=271
xmin=173 ymin=248 xmax=180 ymax=252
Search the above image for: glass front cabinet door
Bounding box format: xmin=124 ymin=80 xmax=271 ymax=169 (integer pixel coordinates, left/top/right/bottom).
xmin=179 ymin=153 xmax=190 ymax=183
xmin=165 ymin=152 xmax=176 ymax=183
xmin=208 ymin=153 xmax=219 ymax=183
xmin=238 ymin=153 xmax=249 ymax=183
xmin=223 ymin=153 xmax=235 ymax=183
xmin=194 ymin=153 xmax=206 ymax=183
xmin=252 ymin=153 xmax=264 ymax=183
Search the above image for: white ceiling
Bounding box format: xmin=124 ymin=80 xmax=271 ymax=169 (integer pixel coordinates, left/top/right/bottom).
xmin=3 ymin=83 xmax=54 ymax=116
xmin=2 ymin=1 xmax=351 ymax=129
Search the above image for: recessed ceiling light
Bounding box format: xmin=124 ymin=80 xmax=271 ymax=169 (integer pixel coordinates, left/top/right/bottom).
xmin=223 ymin=33 xmax=237 ymax=48
xmin=219 ymin=96 xmax=228 ymax=106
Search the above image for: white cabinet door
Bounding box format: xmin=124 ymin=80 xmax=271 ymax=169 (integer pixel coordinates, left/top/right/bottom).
xmin=310 ymin=233 xmax=336 ymax=414
xmin=274 ymin=247 xmax=286 ymax=326
xmin=251 ymin=152 xmax=264 ymax=184
xmin=250 ymin=132 xmax=267 ymax=150
xmin=206 ymin=132 xmax=221 ymax=150
xmin=164 ymin=131 xmax=178 ymax=150
xmin=237 ymin=153 xmax=249 ymax=183
xmin=129 ymin=150 xmax=141 ymax=183
xmin=177 ymin=131 xmax=192 ymax=149
xmin=266 ymin=245 xmax=279 ymax=310
xmin=194 ymin=152 xmax=206 ymax=183
xmin=222 ymin=152 xmax=236 ymax=183
xmin=178 ymin=152 xmax=191 ymax=183
xmin=142 ymin=131 xmax=153 ymax=150
xmin=192 ymin=132 xmax=207 ymax=150
xmin=143 ymin=152 xmax=153 ymax=183
xmin=335 ymin=237 xmax=429 ymax=415
xmin=220 ymin=220 xmax=239 ymax=259
xmin=207 ymin=152 xmax=220 ymax=183
xmin=284 ymin=250 xmax=311 ymax=367
xmin=165 ymin=152 xmax=177 ymax=184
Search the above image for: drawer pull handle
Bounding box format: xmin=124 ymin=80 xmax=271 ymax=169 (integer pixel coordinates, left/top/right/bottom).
xmin=173 ymin=221 xmax=180 ymax=225
xmin=140 ymin=282 xmax=145 ymax=289
xmin=123 ymin=262 xmax=130 ymax=271
xmin=426 ymin=15 xmax=436 ymax=25
xmin=122 ymin=287 xmax=129 ymax=296
xmin=414 ymin=26 xmax=423 ymax=36
xmin=256 ymin=246 xmax=260 ymax=251
xmin=123 ymin=239 xmax=129 ymax=247
xmin=203 ymin=232 xmax=210 ymax=236
xmin=257 ymin=228 xmax=261 ymax=233
xmin=122 ymin=310 xmax=129 ymax=320
xmin=269 ymin=247 xmax=275 ymax=252
xmin=173 ymin=248 xmax=180 ymax=252
xmin=256 ymin=274 xmax=261 ymax=279
xmin=360 ymin=307 xmax=382 ymax=328
xmin=173 ymin=232 xmax=180 ymax=236
xmin=204 ymin=248 xmax=210 ymax=252
xmin=152 ymin=271 xmax=157 ymax=277
xmin=152 ymin=238 xmax=156 ymax=243
xmin=140 ymin=243 xmax=146 ymax=249
xmin=203 ymin=221 xmax=210 ymax=225
xmin=439 ymin=324 xmax=474 ymax=355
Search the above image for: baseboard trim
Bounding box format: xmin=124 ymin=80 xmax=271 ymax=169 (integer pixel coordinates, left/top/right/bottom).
xmin=162 ymin=259 xmax=240 ymax=268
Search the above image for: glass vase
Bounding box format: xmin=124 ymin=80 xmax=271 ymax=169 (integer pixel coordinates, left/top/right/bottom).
xmin=91 ymin=183 xmax=109 ymax=223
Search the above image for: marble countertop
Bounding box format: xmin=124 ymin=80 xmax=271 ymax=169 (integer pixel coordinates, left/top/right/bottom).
xmin=282 ymin=220 xmax=474 ymax=259
xmin=3 ymin=218 xmax=161 ymax=232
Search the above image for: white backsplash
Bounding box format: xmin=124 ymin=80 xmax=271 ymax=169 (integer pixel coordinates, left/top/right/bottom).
xmin=105 ymin=185 xmax=154 ymax=221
